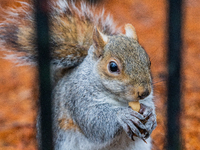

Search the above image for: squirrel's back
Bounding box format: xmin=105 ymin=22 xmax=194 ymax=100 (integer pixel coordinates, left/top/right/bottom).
xmin=0 ymin=0 xmax=121 ymax=74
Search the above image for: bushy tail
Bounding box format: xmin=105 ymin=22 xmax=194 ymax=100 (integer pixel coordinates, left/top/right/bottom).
xmin=0 ymin=0 xmax=121 ymax=71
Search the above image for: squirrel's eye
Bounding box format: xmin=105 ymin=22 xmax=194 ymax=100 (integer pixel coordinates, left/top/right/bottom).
xmin=109 ymin=61 xmax=119 ymax=73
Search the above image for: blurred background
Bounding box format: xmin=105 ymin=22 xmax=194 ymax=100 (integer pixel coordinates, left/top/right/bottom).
xmin=0 ymin=0 xmax=199 ymax=149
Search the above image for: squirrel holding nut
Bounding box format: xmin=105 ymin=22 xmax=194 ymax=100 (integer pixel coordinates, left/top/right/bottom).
xmin=0 ymin=0 xmax=157 ymax=149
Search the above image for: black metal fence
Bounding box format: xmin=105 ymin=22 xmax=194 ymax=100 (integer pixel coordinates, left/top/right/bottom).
xmin=34 ymin=0 xmax=53 ymax=149
xmin=34 ymin=0 xmax=183 ymax=150
xmin=167 ymin=1 xmax=182 ymax=150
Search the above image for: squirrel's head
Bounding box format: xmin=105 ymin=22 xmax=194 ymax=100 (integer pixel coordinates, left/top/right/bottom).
xmin=92 ymin=24 xmax=152 ymax=103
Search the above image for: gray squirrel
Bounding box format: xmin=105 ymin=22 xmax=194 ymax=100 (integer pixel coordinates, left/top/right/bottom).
xmin=0 ymin=0 xmax=157 ymax=149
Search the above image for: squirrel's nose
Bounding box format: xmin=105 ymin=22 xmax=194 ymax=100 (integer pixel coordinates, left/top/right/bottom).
xmin=134 ymin=86 xmax=151 ymax=100
xmin=137 ymin=89 xmax=150 ymax=99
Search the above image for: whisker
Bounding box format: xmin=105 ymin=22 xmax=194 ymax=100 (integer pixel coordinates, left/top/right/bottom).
xmin=152 ymin=79 xmax=167 ymax=85
xmin=148 ymin=47 xmax=159 ymax=63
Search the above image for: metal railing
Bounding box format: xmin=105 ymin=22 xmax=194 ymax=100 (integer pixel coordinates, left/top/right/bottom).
xmin=34 ymin=0 xmax=53 ymax=149
xmin=167 ymin=0 xmax=182 ymax=150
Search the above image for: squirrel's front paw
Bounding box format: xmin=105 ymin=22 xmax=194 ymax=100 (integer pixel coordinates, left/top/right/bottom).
xmin=139 ymin=104 xmax=157 ymax=139
xmin=116 ymin=108 xmax=147 ymax=140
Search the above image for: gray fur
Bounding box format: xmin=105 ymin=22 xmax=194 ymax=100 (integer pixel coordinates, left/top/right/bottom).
xmin=52 ymin=46 xmax=156 ymax=149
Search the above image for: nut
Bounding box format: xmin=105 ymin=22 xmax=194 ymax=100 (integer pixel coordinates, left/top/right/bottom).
xmin=128 ymin=101 xmax=140 ymax=112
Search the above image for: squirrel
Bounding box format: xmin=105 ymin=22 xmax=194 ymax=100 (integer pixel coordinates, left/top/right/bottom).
xmin=0 ymin=0 xmax=157 ymax=150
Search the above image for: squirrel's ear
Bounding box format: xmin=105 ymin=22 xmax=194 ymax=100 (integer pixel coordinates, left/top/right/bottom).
xmin=125 ymin=24 xmax=138 ymax=40
xmin=93 ymin=27 xmax=108 ymax=57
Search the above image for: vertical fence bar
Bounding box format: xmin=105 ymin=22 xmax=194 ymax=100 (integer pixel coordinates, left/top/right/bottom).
xmin=167 ymin=0 xmax=183 ymax=150
xmin=34 ymin=0 xmax=53 ymax=149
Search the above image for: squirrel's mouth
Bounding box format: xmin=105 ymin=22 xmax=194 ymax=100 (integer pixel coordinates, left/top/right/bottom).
xmin=121 ymin=88 xmax=153 ymax=103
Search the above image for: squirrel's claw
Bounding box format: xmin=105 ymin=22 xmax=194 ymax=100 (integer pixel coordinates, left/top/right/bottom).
xmin=116 ymin=108 xmax=147 ymax=140
xmin=139 ymin=104 xmax=153 ymax=118
xmin=139 ymin=104 xmax=157 ymax=139
xmin=143 ymin=113 xmax=157 ymax=139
